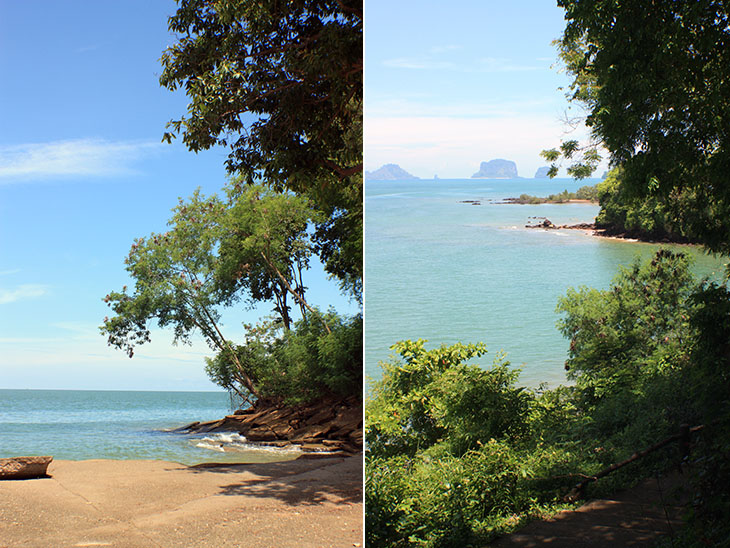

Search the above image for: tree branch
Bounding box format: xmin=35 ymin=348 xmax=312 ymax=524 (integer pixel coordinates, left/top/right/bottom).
xmin=260 ymin=251 xmax=331 ymax=333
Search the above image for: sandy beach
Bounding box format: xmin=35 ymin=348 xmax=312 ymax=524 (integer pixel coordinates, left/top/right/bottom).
xmin=0 ymin=456 xmax=362 ymax=548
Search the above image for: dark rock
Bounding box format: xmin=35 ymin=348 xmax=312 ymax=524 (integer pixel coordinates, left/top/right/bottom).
xmin=178 ymin=396 xmax=363 ymax=452
xmin=290 ymin=423 xmax=333 ymax=442
xmin=526 ymin=218 xmax=556 ymax=229
xmin=245 ymin=426 xmax=278 ymax=441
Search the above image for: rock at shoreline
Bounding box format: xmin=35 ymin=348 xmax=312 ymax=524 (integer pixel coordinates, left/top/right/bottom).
xmin=0 ymin=456 xmax=53 ymax=480
xmin=471 ymin=159 xmax=518 ymax=179
xmin=176 ymin=396 xmax=362 ymax=456
xmin=526 ymin=218 xmax=596 ymax=231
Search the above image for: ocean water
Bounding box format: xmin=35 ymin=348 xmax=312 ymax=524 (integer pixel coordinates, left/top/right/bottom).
xmin=0 ymin=389 xmax=302 ymax=464
xmin=365 ymin=178 xmax=726 ymax=390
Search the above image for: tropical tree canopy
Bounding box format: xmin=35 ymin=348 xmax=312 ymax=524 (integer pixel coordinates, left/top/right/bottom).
xmin=546 ymin=0 xmax=730 ymax=254
xmin=160 ymin=0 xmax=363 ymax=290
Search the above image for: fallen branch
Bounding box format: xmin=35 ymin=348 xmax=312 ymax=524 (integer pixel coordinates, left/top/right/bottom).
xmin=565 ymin=424 xmax=705 ymax=502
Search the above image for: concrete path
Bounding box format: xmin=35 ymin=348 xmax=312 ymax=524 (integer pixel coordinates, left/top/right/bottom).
xmin=491 ymin=473 xmax=690 ymax=547
xmin=0 ymin=456 xmax=363 ymax=548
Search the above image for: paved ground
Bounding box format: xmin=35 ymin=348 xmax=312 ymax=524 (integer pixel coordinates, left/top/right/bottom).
xmin=491 ymin=473 xmax=691 ymax=547
xmin=0 ymin=456 xmax=363 ymax=548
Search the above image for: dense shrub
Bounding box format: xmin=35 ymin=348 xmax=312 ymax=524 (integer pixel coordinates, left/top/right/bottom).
xmin=366 ymin=251 xmax=730 ymax=546
xmin=595 ymin=168 xmax=700 ymax=243
xmin=556 ymin=249 xmax=697 ymax=403
xmin=205 ymin=310 xmax=362 ymax=405
xmin=366 ymin=341 xmax=532 ymax=459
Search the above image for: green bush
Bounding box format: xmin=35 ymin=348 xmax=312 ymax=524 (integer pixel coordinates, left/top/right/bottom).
xmin=205 ymin=310 xmax=362 ymax=405
xmin=365 ymin=253 xmax=730 ymax=545
xmin=556 ymin=249 xmax=696 ymax=403
xmin=595 ymin=168 xmax=699 ymax=242
xmin=366 ymin=341 xmax=532 ymax=458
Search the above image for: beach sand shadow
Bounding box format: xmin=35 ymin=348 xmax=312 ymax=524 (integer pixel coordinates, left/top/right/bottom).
xmin=184 ymin=456 xmax=362 ymax=506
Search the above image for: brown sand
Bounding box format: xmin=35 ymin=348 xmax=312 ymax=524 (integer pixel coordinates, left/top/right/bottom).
xmin=0 ymin=456 xmax=362 ymax=548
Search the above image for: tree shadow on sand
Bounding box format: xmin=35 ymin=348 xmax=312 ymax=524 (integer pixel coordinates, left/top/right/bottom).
xmin=182 ymin=456 xmax=362 ymax=506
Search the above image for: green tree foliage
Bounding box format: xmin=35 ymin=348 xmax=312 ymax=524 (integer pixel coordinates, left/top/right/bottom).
xmin=216 ymin=181 xmax=322 ymax=330
xmin=366 ymin=341 xmax=555 ymax=547
xmin=594 ymin=168 xmax=705 ymax=242
xmin=206 ymin=310 xmax=362 ymax=405
xmin=366 ymin=340 xmax=532 ymax=459
xmin=365 ymin=253 xmax=730 ymax=546
xmin=545 ymin=0 xmax=730 ymax=254
xmin=101 ymin=183 xmax=328 ymax=402
xmin=558 ymin=251 xmax=730 ymax=545
xmin=557 ymin=250 xmax=697 ymax=403
xmin=514 ymin=185 xmax=598 ymax=204
xmin=159 ymin=0 xmax=363 ymax=292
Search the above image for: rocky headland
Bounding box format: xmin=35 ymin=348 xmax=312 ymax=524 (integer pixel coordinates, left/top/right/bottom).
xmin=534 ymin=166 xmax=551 ymax=178
xmin=366 ymin=163 xmax=419 ymax=180
xmin=173 ymin=396 xmax=363 ymax=457
xmin=471 ymin=159 xmax=519 ymax=179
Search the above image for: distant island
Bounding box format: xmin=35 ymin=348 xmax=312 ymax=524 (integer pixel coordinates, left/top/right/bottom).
xmin=471 ymin=159 xmax=518 ymax=179
xmin=365 ymin=164 xmax=420 ymax=180
xmin=534 ymin=166 xmax=551 ymax=178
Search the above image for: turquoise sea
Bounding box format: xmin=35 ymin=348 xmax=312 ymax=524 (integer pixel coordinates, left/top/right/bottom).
xmin=0 ymin=389 xmax=302 ymax=464
xmin=365 ymin=178 xmax=726 ymax=389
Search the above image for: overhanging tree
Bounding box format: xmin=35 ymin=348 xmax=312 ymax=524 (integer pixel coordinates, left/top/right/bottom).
xmin=159 ymin=0 xmax=363 ymax=294
xmin=101 ymin=185 xmax=324 ymax=403
xmin=544 ymin=0 xmax=730 ymax=254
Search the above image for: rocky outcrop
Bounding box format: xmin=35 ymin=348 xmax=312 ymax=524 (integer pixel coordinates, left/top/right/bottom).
xmin=366 ymin=164 xmax=420 ymax=180
xmin=175 ymin=396 xmax=362 ymax=456
xmin=525 ymin=218 xmax=595 ymax=231
xmin=471 ymin=159 xmax=518 ymax=178
xmin=0 ymin=456 xmax=53 ymax=480
xmin=534 ymin=166 xmax=551 ymax=178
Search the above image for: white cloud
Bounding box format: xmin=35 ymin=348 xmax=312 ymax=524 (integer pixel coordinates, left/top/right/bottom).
xmin=0 ymin=284 xmax=49 ymax=305
xmin=0 ymin=326 xmax=210 ymax=367
xmin=0 ymin=138 xmax=161 ymax=181
xmin=0 ymin=269 xmax=21 ymax=276
xmin=366 ymin=96 xmax=557 ymax=119
xmin=365 ymin=115 xmax=594 ymax=179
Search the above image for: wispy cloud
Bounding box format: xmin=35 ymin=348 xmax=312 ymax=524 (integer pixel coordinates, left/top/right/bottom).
xmin=0 ymin=284 xmax=49 ymax=305
xmin=0 ymin=138 xmax=161 ymax=181
xmin=382 ymin=55 xmax=544 ymax=73
xmin=0 ymin=269 xmax=21 ymax=276
xmin=366 ymin=95 xmax=557 ymax=119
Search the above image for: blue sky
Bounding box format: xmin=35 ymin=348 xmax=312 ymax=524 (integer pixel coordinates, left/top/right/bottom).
xmin=0 ymin=2 xmax=357 ymax=391
xmin=365 ymin=1 xmax=605 ymax=179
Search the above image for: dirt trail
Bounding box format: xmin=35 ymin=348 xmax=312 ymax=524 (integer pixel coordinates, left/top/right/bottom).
xmin=491 ymin=473 xmax=690 ymax=547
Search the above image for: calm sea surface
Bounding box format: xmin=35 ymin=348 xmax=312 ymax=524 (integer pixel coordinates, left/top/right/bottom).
xmin=0 ymin=389 xmax=302 ymax=463
xmin=365 ymin=178 xmax=726 ymax=390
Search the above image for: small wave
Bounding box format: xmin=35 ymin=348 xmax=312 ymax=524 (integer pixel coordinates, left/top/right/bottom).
xmin=195 ymin=441 xmax=227 ymax=452
xmin=200 ymin=432 xmax=247 ymax=444
xmin=192 ymin=433 xmax=303 ymax=455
